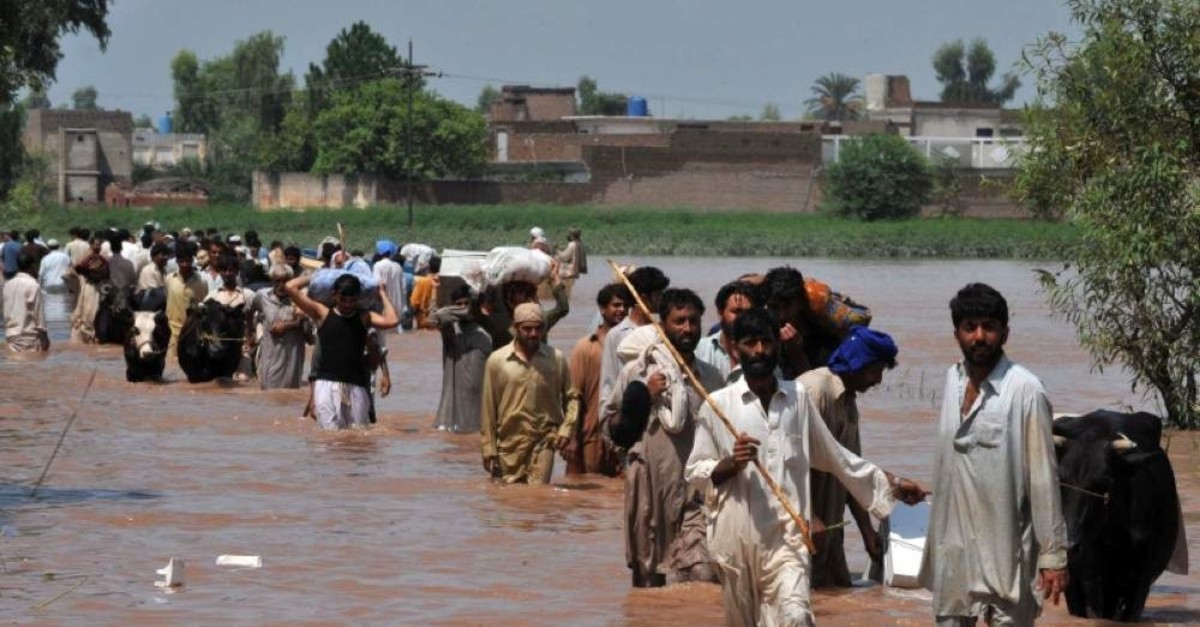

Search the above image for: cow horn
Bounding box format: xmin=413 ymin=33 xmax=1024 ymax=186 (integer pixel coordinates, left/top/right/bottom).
xmin=1053 ymin=435 xmax=1067 ymax=447
xmin=1110 ymin=432 xmax=1137 ymax=452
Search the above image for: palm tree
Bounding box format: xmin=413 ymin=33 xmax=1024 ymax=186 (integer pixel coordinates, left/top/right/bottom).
xmin=805 ymin=73 xmax=863 ymax=121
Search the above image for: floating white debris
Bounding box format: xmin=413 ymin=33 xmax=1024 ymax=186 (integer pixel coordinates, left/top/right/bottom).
xmin=155 ymin=558 xmax=185 ymax=589
xmin=215 ymin=555 xmax=262 ymax=568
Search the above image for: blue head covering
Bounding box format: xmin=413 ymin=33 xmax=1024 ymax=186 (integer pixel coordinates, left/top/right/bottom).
xmin=827 ymin=325 xmax=898 ymax=375
xmin=376 ymin=239 xmax=397 ymax=257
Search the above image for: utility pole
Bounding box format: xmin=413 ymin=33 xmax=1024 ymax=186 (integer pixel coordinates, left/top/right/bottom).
xmin=398 ymin=39 xmax=441 ymax=227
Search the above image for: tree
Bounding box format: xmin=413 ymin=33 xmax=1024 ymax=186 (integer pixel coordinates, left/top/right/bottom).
xmin=171 ymin=32 xmax=294 ymax=135
xmin=759 ymin=103 xmax=781 ymax=121
xmin=21 ymin=88 xmax=51 ymax=109
xmin=823 ymin=133 xmax=931 ymax=220
xmin=805 ymin=72 xmax=863 ymax=121
xmin=476 ymin=84 xmax=501 ymax=114
xmin=133 ymin=113 xmax=153 ymax=128
xmin=932 ymin=38 xmax=1020 ymax=104
xmin=0 ymin=0 xmax=111 ymax=105
xmin=1019 ymin=0 xmax=1200 ymax=428
xmin=577 ymin=75 xmax=627 ymax=116
xmin=1 ymin=0 xmax=110 ymax=200
xmin=311 ymin=78 xmax=486 ymax=180
xmin=305 ymin=21 xmax=403 ymax=114
xmin=169 ymin=32 xmax=296 ymax=200
xmin=72 ymin=85 xmax=98 ymax=109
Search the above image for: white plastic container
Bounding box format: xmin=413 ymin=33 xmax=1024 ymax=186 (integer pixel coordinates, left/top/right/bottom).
xmin=155 ymin=557 xmax=185 ymax=589
xmin=215 ymin=554 xmax=262 ymax=568
xmin=884 ymin=501 xmax=929 ymax=588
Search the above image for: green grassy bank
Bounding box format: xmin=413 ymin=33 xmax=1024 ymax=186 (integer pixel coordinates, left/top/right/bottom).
xmin=11 ymin=203 xmax=1077 ymax=259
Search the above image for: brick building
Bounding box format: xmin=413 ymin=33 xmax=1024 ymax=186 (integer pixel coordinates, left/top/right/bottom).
xmin=22 ymin=108 xmax=134 ymax=204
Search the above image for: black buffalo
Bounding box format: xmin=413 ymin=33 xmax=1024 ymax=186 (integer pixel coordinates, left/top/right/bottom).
xmin=94 ymin=281 xmax=134 ymax=345
xmin=1053 ymin=410 xmax=1188 ymax=621
xmin=177 ymin=302 xmax=246 ymax=383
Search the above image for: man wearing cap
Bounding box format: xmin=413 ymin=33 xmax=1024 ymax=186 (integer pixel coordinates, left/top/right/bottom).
xmin=372 ymin=241 xmax=405 ymax=335
xmin=37 ymin=239 xmax=70 ymax=294
xmin=797 ymin=325 xmax=898 ymax=588
xmin=480 ymin=302 xmax=580 ymax=484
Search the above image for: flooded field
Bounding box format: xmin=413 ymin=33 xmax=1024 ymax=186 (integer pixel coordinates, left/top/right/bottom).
xmin=1 ymin=257 xmax=1196 ymax=624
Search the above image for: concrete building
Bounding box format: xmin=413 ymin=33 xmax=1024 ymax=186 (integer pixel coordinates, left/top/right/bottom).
xmin=863 ymin=74 xmax=1023 ymax=138
xmin=22 ymin=108 xmax=134 ymax=204
xmin=132 ymin=129 xmax=208 ymax=168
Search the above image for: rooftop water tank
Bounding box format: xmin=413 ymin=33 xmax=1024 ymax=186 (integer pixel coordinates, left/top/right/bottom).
xmin=157 ymin=114 xmax=172 ymax=135
xmin=626 ymin=96 xmax=648 ymax=117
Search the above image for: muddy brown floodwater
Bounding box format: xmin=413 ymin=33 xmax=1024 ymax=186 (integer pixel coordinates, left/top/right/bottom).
xmin=1 ymin=257 xmax=1197 ymax=625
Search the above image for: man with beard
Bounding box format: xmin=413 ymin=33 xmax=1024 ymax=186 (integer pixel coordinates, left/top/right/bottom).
xmin=919 ymin=283 xmax=1068 ymax=626
xmin=603 ymin=288 xmax=723 ymax=588
xmin=480 ymin=302 xmax=580 ymax=484
xmin=686 ymin=308 xmax=927 ymax=626
xmin=695 ymin=280 xmax=760 ymax=383
xmin=563 ymin=282 xmax=631 ymax=476
xmin=798 ymin=325 xmax=898 ymax=589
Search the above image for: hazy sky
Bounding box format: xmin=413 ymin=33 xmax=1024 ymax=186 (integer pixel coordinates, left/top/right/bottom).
xmin=46 ymin=0 xmax=1078 ymax=121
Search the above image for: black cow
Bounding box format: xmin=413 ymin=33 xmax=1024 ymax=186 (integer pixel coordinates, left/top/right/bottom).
xmin=177 ymin=302 xmax=246 ymax=383
xmin=1053 ymin=410 xmax=1188 ymax=621
xmin=94 ymin=281 xmax=134 ymax=345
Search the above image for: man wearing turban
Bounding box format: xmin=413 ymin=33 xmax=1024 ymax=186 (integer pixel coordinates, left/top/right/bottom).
xmin=797 ymin=324 xmax=898 ymax=588
xmin=480 ymin=302 xmax=581 ymax=484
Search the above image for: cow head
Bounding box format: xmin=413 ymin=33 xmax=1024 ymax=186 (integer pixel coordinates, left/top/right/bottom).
xmin=129 ymin=310 xmax=169 ymax=359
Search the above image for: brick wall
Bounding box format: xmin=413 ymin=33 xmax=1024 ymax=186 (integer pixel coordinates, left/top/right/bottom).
xmin=252 ymin=128 xmax=1020 ymax=216
xmin=253 ymin=171 xmax=378 ymax=209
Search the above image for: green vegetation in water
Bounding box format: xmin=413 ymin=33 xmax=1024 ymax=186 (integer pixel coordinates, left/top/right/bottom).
xmin=14 ymin=203 xmax=1077 ymax=259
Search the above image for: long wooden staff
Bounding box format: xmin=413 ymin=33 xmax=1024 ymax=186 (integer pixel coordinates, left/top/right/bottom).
xmin=608 ymin=260 xmax=815 ymax=554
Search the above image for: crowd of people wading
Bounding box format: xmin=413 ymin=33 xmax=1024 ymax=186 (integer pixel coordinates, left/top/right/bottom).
xmin=2 ymin=221 xmax=1083 ymax=625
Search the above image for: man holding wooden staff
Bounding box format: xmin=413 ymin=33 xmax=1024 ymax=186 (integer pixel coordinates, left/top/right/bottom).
xmin=686 ymin=309 xmax=926 ymax=626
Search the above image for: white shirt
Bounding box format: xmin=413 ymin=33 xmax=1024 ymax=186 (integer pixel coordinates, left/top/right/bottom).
xmin=599 ymin=316 xmax=637 ymax=404
xmin=694 ymin=330 xmax=735 ymax=383
xmin=919 ymin=356 xmax=1068 ymax=617
xmin=687 ymin=377 xmax=895 ymax=549
xmin=137 ymin=263 xmax=167 ymax=291
xmin=372 ymin=257 xmax=405 ymax=333
xmin=3 ymin=272 xmax=47 ymax=350
xmin=37 ymin=250 xmax=71 ymax=292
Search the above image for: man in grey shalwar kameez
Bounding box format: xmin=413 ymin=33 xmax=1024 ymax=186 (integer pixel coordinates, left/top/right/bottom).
xmin=602 ymin=288 xmax=721 ymax=588
xmin=250 ymin=264 xmax=307 ymax=389
xmin=920 ymin=283 xmax=1068 ymax=626
xmin=430 ymin=284 xmax=492 ymax=433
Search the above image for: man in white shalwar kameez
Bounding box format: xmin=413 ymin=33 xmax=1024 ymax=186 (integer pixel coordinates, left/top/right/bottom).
xmin=372 ymin=242 xmax=405 ymax=335
xmin=3 ymin=253 xmax=49 ymax=352
xmin=919 ymin=283 xmax=1068 ymax=626
xmin=686 ymin=309 xmax=926 ymax=626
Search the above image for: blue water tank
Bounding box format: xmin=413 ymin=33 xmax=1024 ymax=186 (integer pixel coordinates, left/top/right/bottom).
xmin=626 ymin=96 xmax=648 ymax=117
xmin=157 ymin=114 xmax=172 ymax=134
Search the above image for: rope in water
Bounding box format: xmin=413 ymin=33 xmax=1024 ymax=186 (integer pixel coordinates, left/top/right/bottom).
xmin=30 ymin=369 xmax=97 ymax=500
